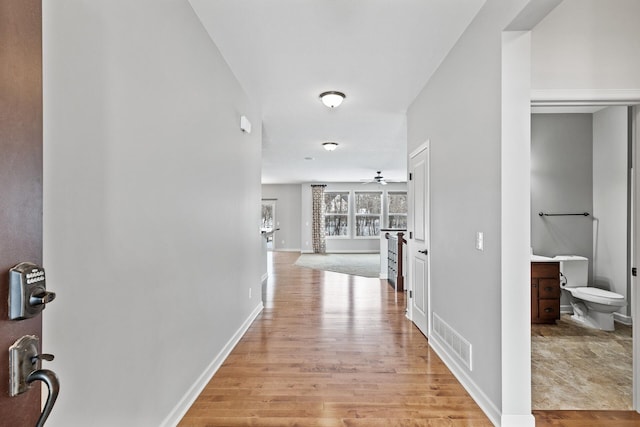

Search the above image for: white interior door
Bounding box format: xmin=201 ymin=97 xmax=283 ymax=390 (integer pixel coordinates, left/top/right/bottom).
xmin=409 ymin=143 xmax=430 ymax=336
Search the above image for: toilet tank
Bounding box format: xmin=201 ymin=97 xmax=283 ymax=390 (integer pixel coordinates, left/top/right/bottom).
xmin=553 ymin=255 xmax=588 ymax=288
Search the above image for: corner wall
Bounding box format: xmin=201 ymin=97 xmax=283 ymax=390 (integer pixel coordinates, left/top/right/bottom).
xmin=593 ymin=106 xmax=629 ymax=314
xmin=43 ymin=1 xmax=263 ymax=425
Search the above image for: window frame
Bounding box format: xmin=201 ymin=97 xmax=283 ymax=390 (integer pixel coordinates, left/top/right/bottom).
xmin=323 ymin=191 xmax=351 ymax=238
xmin=261 ymin=199 xmax=276 ymax=232
xmin=386 ymin=191 xmax=408 ymax=229
xmin=354 ymin=190 xmax=382 ymax=239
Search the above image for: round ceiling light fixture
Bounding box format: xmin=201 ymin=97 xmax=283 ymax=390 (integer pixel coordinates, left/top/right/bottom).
xmin=322 ymin=142 xmax=339 ymax=151
xmin=319 ymin=91 xmax=346 ymax=108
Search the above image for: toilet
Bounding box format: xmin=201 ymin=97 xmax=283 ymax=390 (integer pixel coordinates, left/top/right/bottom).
xmin=554 ymin=255 xmax=626 ymax=331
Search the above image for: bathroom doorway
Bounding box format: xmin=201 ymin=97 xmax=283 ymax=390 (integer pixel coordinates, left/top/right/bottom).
xmin=530 ymin=105 xmax=636 ymax=410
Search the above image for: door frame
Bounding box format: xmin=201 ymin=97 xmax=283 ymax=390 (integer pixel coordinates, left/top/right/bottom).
xmin=530 ymin=101 xmax=639 ymax=409
xmin=407 ymin=141 xmax=431 ymax=336
xmin=502 ymin=29 xmax=640 ymax=420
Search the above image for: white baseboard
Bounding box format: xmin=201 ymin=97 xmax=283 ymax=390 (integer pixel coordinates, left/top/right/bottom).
xmin=429 ymin=336 xmax=502 ymax=426
xmin=329 ymin=250 xmax=379 ymax=254
xmin=561 ymin=304 xmax=573 ymax=314
xmin=159 ymin=301 xmax=264 ymax=427
xmin=299 ymin=250 xmax=380 ymax=254
xmin=379 ymin=273 xmax=388 ymax=279
xmin=272 ymin=248 xmax=301 ymax=252
xmin=615 ymin=312 xmax=633 ymax=325
xmin=501 ymin=414 xmax=535 ymax=427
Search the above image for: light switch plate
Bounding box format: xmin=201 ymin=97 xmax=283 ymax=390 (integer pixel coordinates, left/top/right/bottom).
xmin=476 ymin=232 xmax=484 ymax=251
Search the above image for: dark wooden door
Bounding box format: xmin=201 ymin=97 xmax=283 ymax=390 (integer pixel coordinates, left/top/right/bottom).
xmin=0 ymin=0 xmax=43 ymax=425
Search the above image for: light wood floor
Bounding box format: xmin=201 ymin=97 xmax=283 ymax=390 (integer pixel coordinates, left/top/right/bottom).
xmin=179 ymin=252 xmax=640 ymax=426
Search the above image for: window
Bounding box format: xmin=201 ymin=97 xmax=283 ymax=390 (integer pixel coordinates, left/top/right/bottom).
xmin=355 ymin=192 xmax=381 ymax=237
xmin=261 ymin=201 xmax=275 ymax=231
xmin=387 ymin=192 xmax=407 ymax=228
xmin=324 ymin=192 xmax=349 ymax=236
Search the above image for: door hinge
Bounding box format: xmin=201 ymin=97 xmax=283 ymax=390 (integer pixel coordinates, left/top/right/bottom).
xmin=633 ymin=267 xmax=637 ymax=277
xmin=409 ymin=173 xmax=413 ymax=181
xmin=409 ymin=290 xmax=413 ymax=298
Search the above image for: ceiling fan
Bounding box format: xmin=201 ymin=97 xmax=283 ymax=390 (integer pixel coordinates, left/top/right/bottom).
xmin=362 ymin=171 xmax=388 ymax=185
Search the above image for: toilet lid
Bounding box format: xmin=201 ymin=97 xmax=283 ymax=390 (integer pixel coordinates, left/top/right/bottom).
xmin=571 ymin=287 xmax=625 ymax=306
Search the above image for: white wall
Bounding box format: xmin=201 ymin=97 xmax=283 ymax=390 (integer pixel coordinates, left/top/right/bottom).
xmin=531 ymin=114 xmax=594 ymax=272
xmin=532 ymin=0 xmax=640 ymax=92
xmin=300 ymin=182 xmax=407 ymax=253
xmin=407 ymin=1 xmax=532 ymax=423
xmin=42 ymin=1 xmax=263 ymax=425
xmin=261 ymin=184 xmax=302 ymax=251
xmin=593 ymin=106 xmax=629 ymax=314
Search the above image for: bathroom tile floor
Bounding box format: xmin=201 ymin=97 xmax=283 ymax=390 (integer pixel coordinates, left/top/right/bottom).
xmin=531 ymin=314 xmax=632 ymax=410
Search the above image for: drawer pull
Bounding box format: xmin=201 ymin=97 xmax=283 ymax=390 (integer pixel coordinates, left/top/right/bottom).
xmin=544 ymin=307 xmax=554 ymax=313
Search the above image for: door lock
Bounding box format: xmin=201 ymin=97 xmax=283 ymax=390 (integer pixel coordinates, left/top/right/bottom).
xmin=418 ymin=249 xmax=428 ymax=255
xmin=9 ymin=262 xmax=56 ymax=320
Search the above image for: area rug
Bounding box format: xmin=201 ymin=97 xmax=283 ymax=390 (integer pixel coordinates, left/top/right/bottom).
xmin=294 ymin=253 xmax=380 ymax=278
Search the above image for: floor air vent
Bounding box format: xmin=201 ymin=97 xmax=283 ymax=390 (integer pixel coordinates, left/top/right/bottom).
xmin=432 ymin=312 xmax=472 ymax=371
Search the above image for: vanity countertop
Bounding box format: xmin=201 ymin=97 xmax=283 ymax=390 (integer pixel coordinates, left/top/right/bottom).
xmin=531 ymin=255 xmax=556 ymax=262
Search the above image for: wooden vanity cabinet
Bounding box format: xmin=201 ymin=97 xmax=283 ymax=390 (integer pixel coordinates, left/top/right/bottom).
xmin=531 ymin=262 xmax=560 ymax=324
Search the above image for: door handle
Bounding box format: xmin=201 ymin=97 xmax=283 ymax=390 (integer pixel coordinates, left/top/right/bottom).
xmin=418 ymin=249 xmax=428 ymax=255
xmin=27 ymin=369 xmax=59 ymax=427
xmin=9 ymin=335 xmax=60 ymax=426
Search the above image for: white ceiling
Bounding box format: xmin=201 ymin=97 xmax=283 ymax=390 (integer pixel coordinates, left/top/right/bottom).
xmin=189 ymin=0 xmax=486 ymax=184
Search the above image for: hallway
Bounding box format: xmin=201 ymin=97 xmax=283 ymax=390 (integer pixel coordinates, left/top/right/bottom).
xmin=179 ymin=252 xmax=491 ymax=426
xmin=179 ymin=252 xmax=640 ymax=426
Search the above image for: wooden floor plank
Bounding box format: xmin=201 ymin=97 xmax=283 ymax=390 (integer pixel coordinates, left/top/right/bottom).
xmin=179 ymin=252 xmax=639 ymax=426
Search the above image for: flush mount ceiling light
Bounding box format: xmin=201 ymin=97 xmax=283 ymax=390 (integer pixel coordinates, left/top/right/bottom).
xmin=322 ymin=142 xmax=339 ymax=151
xmin=319 ymin=91 xmax=346 ymax=108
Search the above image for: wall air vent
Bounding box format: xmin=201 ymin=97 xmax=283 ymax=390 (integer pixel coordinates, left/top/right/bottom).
xmin=432 ymin=312 xmax=472 ymax=371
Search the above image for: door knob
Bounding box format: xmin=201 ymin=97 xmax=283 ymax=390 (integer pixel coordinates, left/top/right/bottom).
xmin=419 ymin=249 xmax=428 ymax=255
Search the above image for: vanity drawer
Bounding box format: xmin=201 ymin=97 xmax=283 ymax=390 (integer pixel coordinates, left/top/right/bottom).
xmin=538 ymin=278 xmax=560 ymax=298
xmin=538 ymin=299 xmax=560 ymax=320
xmin=531 ymin=261 xmax=560 ymax=324
xmin=531 ymin=262 xmax=559 ymax=279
